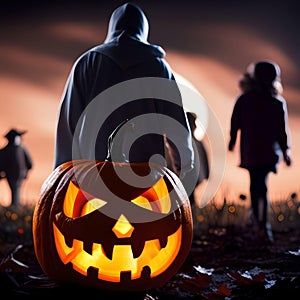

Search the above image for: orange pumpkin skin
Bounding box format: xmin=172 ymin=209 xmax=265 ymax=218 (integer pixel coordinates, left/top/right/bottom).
xmin=32 ymin=159 xmax=193 ymax=291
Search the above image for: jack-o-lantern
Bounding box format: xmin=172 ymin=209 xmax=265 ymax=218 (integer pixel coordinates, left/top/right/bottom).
xmin=32 ymin=159 xmax=193 ymax=291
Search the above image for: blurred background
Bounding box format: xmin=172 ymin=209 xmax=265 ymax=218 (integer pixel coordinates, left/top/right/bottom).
xmin=0 ymin=0 xmax=299 ymax=209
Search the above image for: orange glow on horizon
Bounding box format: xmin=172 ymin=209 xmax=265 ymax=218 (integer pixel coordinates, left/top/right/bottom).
xmin=1 ymin=16 xmax=299 ymax=207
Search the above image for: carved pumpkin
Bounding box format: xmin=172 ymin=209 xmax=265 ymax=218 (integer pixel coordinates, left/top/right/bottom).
xmin=32 ymin=159 xmax=193 ymax=291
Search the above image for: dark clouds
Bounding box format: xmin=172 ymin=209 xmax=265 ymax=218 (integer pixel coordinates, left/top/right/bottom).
xmin=1 ymin=0 xmax=299 ymax=85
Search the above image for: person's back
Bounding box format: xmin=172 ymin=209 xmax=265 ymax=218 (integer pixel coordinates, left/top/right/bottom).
xmin=233 ymin=90 xmax=289 ymax=170
xmin=228 ymin=60 xmax=292 ymax=242
xmin=1 ymin=143 xmax=27 ymax=180
xmin=54 ymin=2 xmax=194 ymax=181
xmin=0 ymin=129 xmax=33 ymax=206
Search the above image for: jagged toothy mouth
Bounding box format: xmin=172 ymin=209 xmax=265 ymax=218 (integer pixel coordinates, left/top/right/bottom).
xmin=53 ymin=222 xmax=182 ymax=282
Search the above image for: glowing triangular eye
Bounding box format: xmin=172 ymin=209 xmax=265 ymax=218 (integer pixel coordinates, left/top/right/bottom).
xmin=132 ymin=196 xmax=153 ymax=210
xmin=81 ymin=198 xmax=107 ymax=216
xmin=131 ymin=177 xmax=171 ymax=213
xmin=63 ymin=181 xmax=108 ymax=218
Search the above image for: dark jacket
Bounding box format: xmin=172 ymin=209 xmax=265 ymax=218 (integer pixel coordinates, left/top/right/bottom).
xmin=54 ymin=3 xmax=194 ymax=176
xmin=0 ymin=142 xmax=32 ymax=182
xmin=229 ymin=90 xmax=291 ymax=172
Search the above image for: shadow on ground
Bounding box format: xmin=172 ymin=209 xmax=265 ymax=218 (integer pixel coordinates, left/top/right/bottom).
xmin=1 ymin=224 xmax=300 ymax=299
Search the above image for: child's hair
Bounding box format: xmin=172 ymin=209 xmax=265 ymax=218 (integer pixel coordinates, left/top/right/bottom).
xmin=239 ymin=60 xmax=283 ymax=95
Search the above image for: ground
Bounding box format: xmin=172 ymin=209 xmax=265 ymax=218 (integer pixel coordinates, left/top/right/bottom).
xmin=1 ymin=201 xmax=300 ymax=299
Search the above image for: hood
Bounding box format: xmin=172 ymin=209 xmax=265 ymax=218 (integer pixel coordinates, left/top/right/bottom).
xmin=93 ymin=2 xmax=165 ymax=69
xmin=104 ymin=2 xmax=149 ymax=44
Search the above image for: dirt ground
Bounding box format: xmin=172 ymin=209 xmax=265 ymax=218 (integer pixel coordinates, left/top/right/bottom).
xmin=1 ymin=223 xmax=300 ymax=299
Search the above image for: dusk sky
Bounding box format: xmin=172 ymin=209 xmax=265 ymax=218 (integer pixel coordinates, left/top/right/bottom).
xmin=0 ymin=0 xmax=299 ymax=207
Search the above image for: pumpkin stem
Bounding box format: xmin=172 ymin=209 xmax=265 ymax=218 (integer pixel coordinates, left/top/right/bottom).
xmin=106 ymin=119 xmax=129 ymax=162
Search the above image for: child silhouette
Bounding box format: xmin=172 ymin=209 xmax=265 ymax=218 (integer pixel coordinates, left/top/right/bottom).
xmin=228 ymin=61 xmax=292 ymax=242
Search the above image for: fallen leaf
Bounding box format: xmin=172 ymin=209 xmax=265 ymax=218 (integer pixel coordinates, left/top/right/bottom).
xmin=0 ymin=244 xmax=29 ymax=273
xmin=193 ymin=265 xmax=214 ymax=275
xmin=185 ymin=273 xmax=212 ymax=289
xmin=217 ymin=282 xmax=231 ymax=296
xmin=252 ymin=272 xmax=265 ymax=283
xmin=207 ymin=291 xmax=227 ymax=300
xmin=288 ymin=247 xmax=300 ymax=256
xmin=264 ymin=279 xmax=276 ymax=289
xmin=227 ymin=271 xmax=252 ymax=285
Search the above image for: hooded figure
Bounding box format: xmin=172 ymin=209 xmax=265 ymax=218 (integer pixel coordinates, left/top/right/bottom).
xmin=228 ymin=60 xmax=292 ymax=242
xmin=0 ymin=128 xmax=33 ymax=206
xmin=54 ymin=2 xmax=194 ymax=181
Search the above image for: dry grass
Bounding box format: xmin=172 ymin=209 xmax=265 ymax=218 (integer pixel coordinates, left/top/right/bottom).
xmin=1 ymin=191 xmax=300 ymax=247
xmin=193 ymin=191 xmax=300 ymax=237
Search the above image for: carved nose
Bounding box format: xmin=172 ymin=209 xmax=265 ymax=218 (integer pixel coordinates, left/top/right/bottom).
xmin=112 ymin=214 xmax=134 ymax=238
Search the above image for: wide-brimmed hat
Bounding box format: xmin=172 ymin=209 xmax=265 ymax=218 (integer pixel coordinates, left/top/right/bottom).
xmin=4 ymin=128 xmax=27 ymax=141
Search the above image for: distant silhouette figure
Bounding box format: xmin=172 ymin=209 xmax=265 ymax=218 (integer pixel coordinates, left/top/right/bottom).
xmin=184 ymin=112 xmax=209 ymax=206
xmin=165 ymin=112 xmax=209 ymax=206
xmin=0 ymin=129 xmax=33 ymax=206
xmin=228 ymin=60 xmax=292 ymax=242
